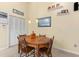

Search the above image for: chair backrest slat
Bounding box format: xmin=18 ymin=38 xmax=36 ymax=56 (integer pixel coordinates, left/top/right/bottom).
xmin=17 ymin=34 xmax=27 ymax=41
xmin=39 ymin=34 xmax=46 ymax=37
xmin=17 ymin=34 xmax=27 ymax=49
xmin=20 ymin=38 xmax=27 ymax=48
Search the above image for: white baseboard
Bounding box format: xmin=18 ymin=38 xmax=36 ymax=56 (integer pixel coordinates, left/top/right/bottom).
xmin=0 ymin=44 xmax=17 ymax=51
xmin=54 ymin=47 xmax=79 ymax=56
xmin=9 ymin=44 xmax=18 ymax=47
xmin=0 ymin=47 xmax=8 ymax=51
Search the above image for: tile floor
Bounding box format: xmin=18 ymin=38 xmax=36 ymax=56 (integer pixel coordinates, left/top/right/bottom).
xmin=0 ymin=45 xmax=79 ymax=57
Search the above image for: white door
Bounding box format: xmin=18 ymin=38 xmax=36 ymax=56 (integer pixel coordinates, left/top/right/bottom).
xmin=9 ymin=15 xmax=26 ymax=46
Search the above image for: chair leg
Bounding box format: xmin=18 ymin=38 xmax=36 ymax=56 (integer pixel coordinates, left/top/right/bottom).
xmin=20 ymin=51 xmax=22 ymax=57
xmin=49 ymin=53 xmax=52 ymax=57
xmin=18 ymin=44 xmax=20 ymax=53
xmin=25 ymin=53 xmax=28 ymax=57
xmin=34 ymin=53 xmax=35 ymax=57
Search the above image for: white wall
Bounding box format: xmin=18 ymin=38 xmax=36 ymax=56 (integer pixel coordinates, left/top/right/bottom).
xmin=27 ymin=2 xmax=79 ymax=54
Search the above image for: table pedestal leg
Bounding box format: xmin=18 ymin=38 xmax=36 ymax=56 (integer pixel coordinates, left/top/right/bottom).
xmin=35 ymin=45 xmax=40 ymax=57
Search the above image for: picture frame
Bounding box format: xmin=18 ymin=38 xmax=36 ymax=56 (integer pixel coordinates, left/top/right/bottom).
xmin=38 ymin=16 xmax=51 ymax=27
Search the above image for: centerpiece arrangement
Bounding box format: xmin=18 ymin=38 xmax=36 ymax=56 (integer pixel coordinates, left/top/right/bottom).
xmin=30 ymin=31 xmax=36 ymax=39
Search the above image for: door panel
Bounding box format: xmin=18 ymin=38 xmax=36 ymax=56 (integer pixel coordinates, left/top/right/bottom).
xmin=9 ymin=15 xmax=26 ymax=46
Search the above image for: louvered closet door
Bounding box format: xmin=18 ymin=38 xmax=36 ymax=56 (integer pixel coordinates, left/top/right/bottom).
xmin=9 ymin=15 xmax=26 ymax=46
xmin=9 ymin=16 xmax=16 ymax=46
xmin=20 ymin=18 xmax=26 ymax=35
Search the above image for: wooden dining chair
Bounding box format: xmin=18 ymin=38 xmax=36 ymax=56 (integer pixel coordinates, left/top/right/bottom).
xmin=19 ymin=37 xmax=35 ymax=57
xmin=39 ymin=36 xmax=54 ymax=57
xmin=17 ymin=35 xmax=35 ymax=57
xmin=17 ymin=34 xmax=27 ymax=53
xmin=19 ymin=37 xmax=27 ymax=56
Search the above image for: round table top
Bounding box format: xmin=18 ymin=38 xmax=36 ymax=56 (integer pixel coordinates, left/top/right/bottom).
xmin=25 ymin=36 xmax=50 ymax=45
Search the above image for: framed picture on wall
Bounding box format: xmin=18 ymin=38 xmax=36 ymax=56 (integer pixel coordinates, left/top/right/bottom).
xmin=38 ymin=16 xmax=51 ymax=27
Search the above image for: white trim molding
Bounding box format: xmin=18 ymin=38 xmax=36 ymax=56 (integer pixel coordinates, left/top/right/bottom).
xmin=54 ymin=47 xmax=79 ymax=56
xmin=0 ymin=47 xmax=8 ymax=51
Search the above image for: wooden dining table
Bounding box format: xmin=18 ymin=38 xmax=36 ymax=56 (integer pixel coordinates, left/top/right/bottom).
xmin=25 ymin=36 xmax=50 ymax=57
